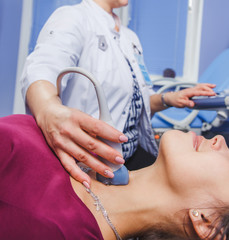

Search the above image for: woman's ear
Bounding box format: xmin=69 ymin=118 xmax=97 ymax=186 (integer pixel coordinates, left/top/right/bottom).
xmin=188 ymin=209 xmax=224 ymax=240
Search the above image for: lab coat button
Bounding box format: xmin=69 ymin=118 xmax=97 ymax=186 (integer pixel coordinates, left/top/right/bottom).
xmin=98 ymin=35 xmax=108 ymax=51
xmin=122 ymin=111 xmax=126 ymax=115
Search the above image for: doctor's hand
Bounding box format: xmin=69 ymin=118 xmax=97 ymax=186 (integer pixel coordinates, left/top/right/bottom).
xmin=38 ymin=105 xmax=128 ymax=188
xmin=161 ymin=83 xmax=216 ymax=108
xmin=26 ymin=81 xmax=128 ymax=188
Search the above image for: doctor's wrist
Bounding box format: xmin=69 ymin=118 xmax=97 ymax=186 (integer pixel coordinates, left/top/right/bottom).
xmin=161 ymin=93 xmax=172 ymax=108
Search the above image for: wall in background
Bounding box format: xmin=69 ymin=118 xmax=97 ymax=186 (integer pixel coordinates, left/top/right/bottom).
xmin=0 ymin=0 xmax=22 ymax=117
xmin=199 ymin=0 xmax=229 ymax=76
xmin=128 ymin=0 xmax=188 ymax=77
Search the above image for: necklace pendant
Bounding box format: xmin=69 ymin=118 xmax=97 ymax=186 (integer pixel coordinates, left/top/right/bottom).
xmin=94 ymin=202 xmax=100 ymax=211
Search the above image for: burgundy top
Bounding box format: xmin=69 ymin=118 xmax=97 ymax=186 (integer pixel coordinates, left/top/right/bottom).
xmin=0 ymin=114 xmax=104 ymax=240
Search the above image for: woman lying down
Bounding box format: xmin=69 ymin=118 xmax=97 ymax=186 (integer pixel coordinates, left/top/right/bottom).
xmin=0 ymin=114 xmax=229 ymax=240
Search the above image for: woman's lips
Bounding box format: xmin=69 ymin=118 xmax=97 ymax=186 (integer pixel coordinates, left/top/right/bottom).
xmin=191 ymin=131 xmax=203 ymax=150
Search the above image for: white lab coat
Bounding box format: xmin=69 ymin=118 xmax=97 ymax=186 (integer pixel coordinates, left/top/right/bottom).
xmin=21 ymin=0 xmax=158 ymax=157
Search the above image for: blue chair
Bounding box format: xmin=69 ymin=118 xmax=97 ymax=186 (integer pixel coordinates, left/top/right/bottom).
xmin=151 ymin=49 xmax=229 ymax=142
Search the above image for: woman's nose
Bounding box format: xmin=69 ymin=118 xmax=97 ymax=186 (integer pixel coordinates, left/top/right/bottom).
xmin=211 ymin=135 xmax=227 ymax=150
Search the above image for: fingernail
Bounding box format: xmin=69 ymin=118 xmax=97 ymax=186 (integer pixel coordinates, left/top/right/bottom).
xmin=115 ymin=156 xmax=125 ymax=164
xmin=119 ymin=135 xmax=128 ymax=142
xmin=104 ymin=170 xmax=114 ymax=178
xmin=83 ymin=181 xmax=90 ymax=189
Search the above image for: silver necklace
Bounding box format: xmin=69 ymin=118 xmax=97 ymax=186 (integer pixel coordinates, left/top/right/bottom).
xmin=85 ymin=187 xmax=122 ymax=240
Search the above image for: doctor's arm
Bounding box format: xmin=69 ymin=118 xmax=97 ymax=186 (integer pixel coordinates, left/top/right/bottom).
xmin=150 ymin=83 xmax=216 ymax=114
xmin=26 ymin=80 xmax=127 ymax=187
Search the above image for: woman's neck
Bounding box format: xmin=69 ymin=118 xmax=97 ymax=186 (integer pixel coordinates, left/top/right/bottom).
xmin=71 ymin=162 xmax=185 ymax=239
xmin=98 ymin=165 xmax=175 ymax=238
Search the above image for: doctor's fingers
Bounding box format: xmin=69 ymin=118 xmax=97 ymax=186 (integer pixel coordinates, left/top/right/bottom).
xmin=190 ymin=85 xmax=216 ymax=95
xmin=56 ymin=149 xmax=91 ymax=186
xmin=70 ymin=128 xmax=125 ymax=165
xmin=195 ymin=83 xmax=216 ymax=90
xmin=180 ymin=87 xmax=215 ymax=99
xmin=55 ymin=140 xmax=115 ymax=181
xmin=77 ymin=116 xmax=128 ymax=144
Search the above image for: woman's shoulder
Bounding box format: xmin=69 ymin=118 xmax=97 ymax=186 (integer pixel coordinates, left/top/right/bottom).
xmin=0 ymin=114 xmax=38 ymax=145
xmin=0 ymin=114 xmax=60 ymax=172
xmin=0 ymin=114 xmax=104 ymax=240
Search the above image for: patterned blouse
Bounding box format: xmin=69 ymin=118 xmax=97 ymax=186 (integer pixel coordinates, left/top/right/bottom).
xmin=122 ymin=58 xmax=144 ymax=160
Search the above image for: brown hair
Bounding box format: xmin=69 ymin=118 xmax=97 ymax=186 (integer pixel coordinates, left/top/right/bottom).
xmin=129 ymin=207 xmax=229 ymax=240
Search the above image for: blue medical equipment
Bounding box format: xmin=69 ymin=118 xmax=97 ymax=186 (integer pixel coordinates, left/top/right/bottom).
xmin=191 ymin=91 xmax=229 ymax=110
xmin=151 ymin=49 xmax=229 ymax=143
xmin=57 ymin=67 xmax=129 ymax=185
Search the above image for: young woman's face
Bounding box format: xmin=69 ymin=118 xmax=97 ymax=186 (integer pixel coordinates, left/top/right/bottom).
xmin=159 ymin=130 xmax=229 ymax=204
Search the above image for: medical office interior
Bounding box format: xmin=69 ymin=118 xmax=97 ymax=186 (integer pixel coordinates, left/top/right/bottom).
xmin=1 ymin=0 xmax=229 ymax=143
